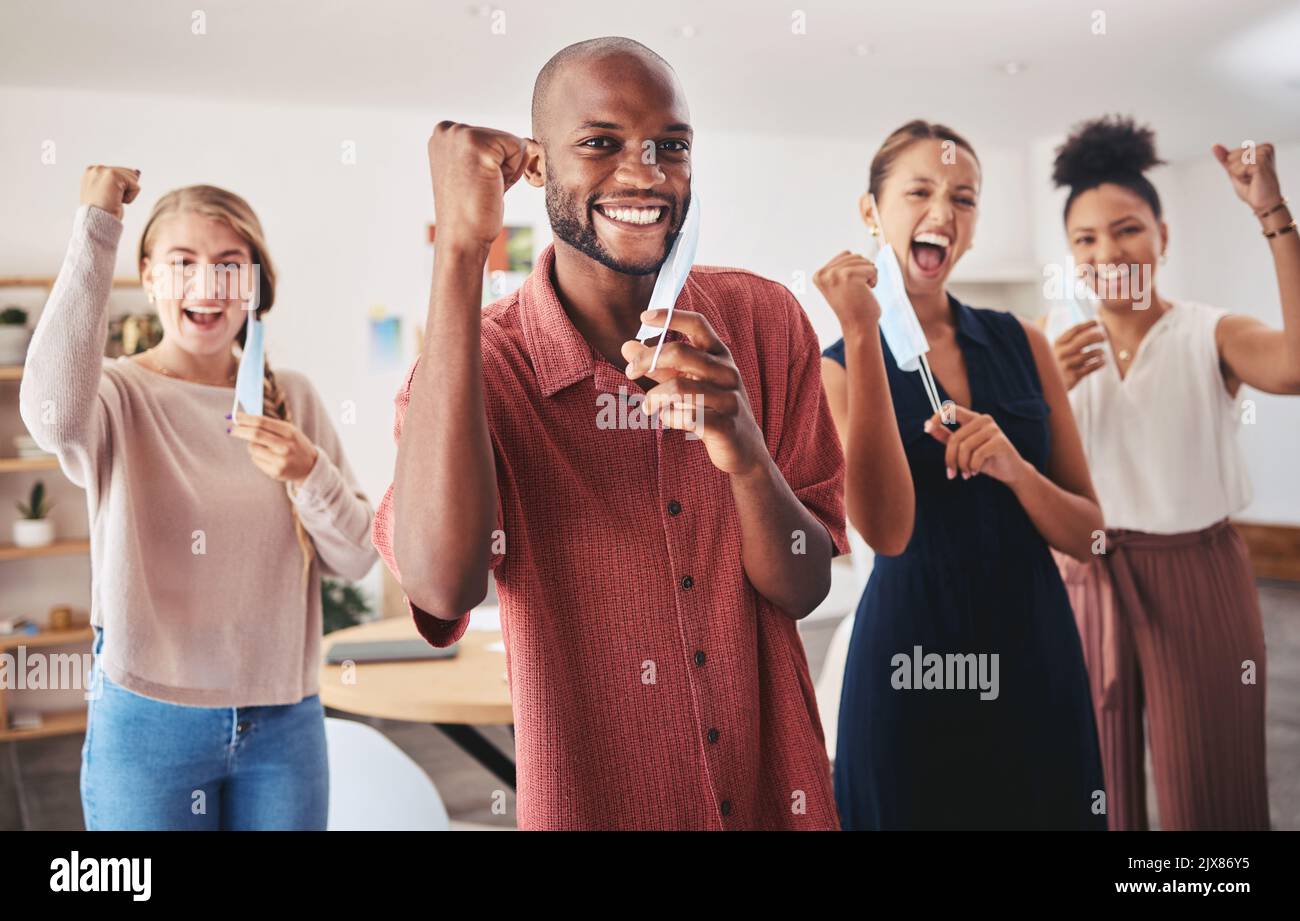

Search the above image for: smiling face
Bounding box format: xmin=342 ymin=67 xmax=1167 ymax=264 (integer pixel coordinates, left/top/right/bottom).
xmin=1065 ymin=182 xmax=1167 ymax=310
xmin=529 ymin=51 xmax=692 ymax=276
xmin=866 ymin=138 xmax=980 ymax=298
xmin=140 ymin=210 xmax=256 ymax=357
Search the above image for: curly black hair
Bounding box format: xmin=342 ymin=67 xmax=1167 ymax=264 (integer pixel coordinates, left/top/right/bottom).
xmin=1052 ymin=115 xmax=1166 ymax=222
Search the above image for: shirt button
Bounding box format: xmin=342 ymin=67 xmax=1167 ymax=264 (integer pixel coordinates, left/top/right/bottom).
xmin=694 ymin=650 xmax=706 ymax=667
xmin=681 ymin=575 xmax=694 ymax=590
xmin=707 ymin=728 xmax=719 ymax=744
xmin=720 ymin=800 xmax=732 ymax=817
xmin=667 ymin=499 xmax=682 ymax=516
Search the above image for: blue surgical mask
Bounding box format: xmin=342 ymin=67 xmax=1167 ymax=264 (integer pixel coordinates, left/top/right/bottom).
xmin=870 ymin=236 xmax=931 ymax=374
xmin=233 ymin=314 xmax=264 ymax=416
xmin=867 ymin=194 xmax=942 ymax=414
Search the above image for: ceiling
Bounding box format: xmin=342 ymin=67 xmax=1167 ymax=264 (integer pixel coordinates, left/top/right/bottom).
xmin=2 ymin=0 xmax=1298 ymax=159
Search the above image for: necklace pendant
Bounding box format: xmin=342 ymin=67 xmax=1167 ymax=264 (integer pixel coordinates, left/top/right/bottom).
xmin=1118 ymin=349 xmax=1131 ymax=361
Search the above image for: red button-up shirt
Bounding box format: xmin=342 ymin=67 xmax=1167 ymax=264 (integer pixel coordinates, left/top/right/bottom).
xmin=372 ymin=244 xmax=848 ymax=830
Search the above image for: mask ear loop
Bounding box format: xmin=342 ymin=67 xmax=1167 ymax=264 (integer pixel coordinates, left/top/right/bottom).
xmin=918 ymin=353 xmax=944 ymax=417
xmin=648 ymin=303 xmax=674 ymax=375
xmin=633 ymin=273 xmax=676 ymax=372
xmin=870 ymin=193 xmax=943 ymax=417
xmin=636 ymin=194 xmax=699 ymax=374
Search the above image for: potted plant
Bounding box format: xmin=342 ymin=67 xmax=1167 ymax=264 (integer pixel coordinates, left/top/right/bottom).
xmin=321 ymin=577 xmax=373 ymax=634
xmin=14 ymin=480 xmax=55 ymax=548
xmin=0 ymin=306 xmax=30 ymax=365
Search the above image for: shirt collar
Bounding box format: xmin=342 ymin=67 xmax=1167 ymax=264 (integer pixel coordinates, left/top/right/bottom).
xmin=518 ymin=243 xmax=694 ymax=398
xmin=950 ymin=293 xmax=991 ymax=348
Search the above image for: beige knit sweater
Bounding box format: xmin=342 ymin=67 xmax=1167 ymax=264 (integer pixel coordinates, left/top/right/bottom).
xmin=19 ymin=204 xmax=378 ymax=707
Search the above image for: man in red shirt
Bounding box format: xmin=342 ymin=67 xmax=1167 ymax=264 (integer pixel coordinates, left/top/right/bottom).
xmin=372 ymin=36 xmax=849 ymax=829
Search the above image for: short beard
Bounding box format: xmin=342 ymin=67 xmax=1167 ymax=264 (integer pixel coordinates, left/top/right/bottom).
xmin=545 ymin=170 xmax=683 ymax=276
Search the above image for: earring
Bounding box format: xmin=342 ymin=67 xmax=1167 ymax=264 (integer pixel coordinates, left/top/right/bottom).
xmin=1160 ymin=252 xmax=1167 ymax=265
xmin=869 ymin=225 xmax=881 ymax=238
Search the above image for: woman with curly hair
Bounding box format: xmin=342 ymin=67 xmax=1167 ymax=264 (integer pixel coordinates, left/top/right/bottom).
xmin=1048 ymin=117 xmax=1299 ymax=830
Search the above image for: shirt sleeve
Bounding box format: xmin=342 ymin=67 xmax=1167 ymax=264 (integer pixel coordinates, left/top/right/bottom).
xmin=371 ymin=354 xmax=505 ymax=648
xmin=285 ymin=375 xmax=379 ymax=582
xmin=19 ymin=205 xmax=122 ymax=492
xmin=770 ymin=287 xmax=851 ymax=558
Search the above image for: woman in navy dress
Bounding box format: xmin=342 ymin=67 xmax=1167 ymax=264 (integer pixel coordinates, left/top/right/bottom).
xmin=817 ymin=121 xmax=1107 ymax=829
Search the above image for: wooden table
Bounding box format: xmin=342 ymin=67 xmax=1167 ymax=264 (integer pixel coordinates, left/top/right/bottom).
xmin=319 ymin=614 xmax=516 ymax=788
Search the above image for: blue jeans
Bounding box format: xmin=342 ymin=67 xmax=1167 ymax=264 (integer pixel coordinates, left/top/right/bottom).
xmin=81 ymin=626 xmax=329 ymax=830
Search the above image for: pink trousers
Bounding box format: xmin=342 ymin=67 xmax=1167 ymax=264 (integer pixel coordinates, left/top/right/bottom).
xmin=1055 ymin=520 xmax=1270 ymax=830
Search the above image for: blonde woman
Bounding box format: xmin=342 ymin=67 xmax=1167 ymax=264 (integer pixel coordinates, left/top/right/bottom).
xmin=20 ymin=166 xmax=377 ymax=830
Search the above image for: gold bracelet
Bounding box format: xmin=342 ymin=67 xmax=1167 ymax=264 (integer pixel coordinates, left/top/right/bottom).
xmin=1264 ymin=220 xmax=1297 ymax=239
xmin=1256 ymin=198 xmax=1288 ymax=219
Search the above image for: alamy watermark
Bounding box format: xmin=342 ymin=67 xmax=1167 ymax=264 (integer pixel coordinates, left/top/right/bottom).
xmin=596 ymin=386 xmax=705 ymax=439
xmin=146 ymin=260 xmax=261 ymax=305
xmin=890 ymin=645 xmax=1000 ymax=700
xmin=1043 ymin=261 xmax=1153 ymax=310
xmin=1 ymin=647 xmax=99 ymax=699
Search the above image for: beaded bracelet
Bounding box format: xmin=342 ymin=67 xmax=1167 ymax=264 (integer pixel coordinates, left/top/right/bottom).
xmin=1263 ymin=220 xmax=1297 ymax=239
xmin=1256 ymin=198 xmax=1289 ymax=219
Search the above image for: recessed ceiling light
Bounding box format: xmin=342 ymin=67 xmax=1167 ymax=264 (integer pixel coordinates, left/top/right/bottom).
xmin=852 ymin=43 xmax=872 ymax=57
xmin=676 ymin=24 xmax=697 ymax=39
xmin=1000 ymin=61 xmax=1026 ymax=76
xmin=467 ymin=3 xmax=492 ymax=16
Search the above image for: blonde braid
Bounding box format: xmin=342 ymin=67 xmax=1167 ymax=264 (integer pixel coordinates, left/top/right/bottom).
xmin=262 ymin=358 xmax=316 ymax=596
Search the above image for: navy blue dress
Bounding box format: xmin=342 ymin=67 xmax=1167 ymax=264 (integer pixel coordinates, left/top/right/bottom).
xmin=824 ymin=296 xmax=1105 ymax=830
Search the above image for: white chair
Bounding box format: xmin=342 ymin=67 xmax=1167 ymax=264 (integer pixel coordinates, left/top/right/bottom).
xmin=324 ymin=716 xmax=451 ymax=831
xmin=813 ymin=528 xmax=872 ymax=762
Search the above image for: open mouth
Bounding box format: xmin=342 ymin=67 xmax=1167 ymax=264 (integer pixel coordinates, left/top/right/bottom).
xmin=182 ymin=305 xmax=226 ymax=331
xmin=1089 ymin=262 xmax=1143 ymax=300
xmin=909 ymin=231 xmax=951 ymax=279
xmin=593 ymin=202 xmax=667 ymax=229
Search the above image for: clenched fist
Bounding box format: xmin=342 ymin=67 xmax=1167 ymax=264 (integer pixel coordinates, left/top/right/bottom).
xmin=814 ymin=251 xmax=882 ymax=330
xmin=427 ymin=122 xmax=529 ymax=249
xmin=80 ymin=165 xmax=141 ymax=220
xmin=1211 ymin=142 xmax=1283 ymax=214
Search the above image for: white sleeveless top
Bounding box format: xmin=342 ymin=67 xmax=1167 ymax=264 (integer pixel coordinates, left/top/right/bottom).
xmin=1066 ymin=299 xmax=1252 ymax=534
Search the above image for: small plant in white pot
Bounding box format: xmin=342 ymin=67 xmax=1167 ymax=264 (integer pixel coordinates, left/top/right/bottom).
xmin=0 ymin=306 xmax=31 ymax=366
xmin=14 ymin=480 xmax=55 ymax=548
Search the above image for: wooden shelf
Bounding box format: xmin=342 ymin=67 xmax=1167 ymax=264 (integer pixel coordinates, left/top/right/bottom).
xmin=0 ymin=456 xmax=59 ymax=473
xmin=1 ymin=277 xmax=105 ymax=744
xmin=0 ymin=707 xmax=87 ymax=742
xmin=0 ymin=539 xmax=90 ymax=562
xmin=0 ymin=625 xmax=93 ymax=652
xmin=0 ymin=275 xmax=139 ymax=289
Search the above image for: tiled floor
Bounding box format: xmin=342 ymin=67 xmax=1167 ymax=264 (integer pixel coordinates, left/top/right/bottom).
xmin=4 ymin=580 xmax=1297 ymax=831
